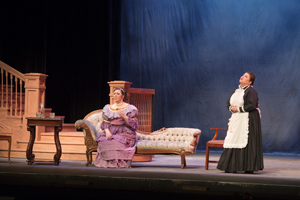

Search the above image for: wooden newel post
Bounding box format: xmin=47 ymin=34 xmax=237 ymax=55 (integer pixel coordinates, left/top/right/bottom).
xmin=107 ymin=80 xmax=132 ymax=104
xmin=22 ymin=73 xmax=48 ymax=141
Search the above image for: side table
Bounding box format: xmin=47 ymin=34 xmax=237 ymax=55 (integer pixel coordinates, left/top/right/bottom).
xmin=26 ymin=117 xmax=63 ymax=165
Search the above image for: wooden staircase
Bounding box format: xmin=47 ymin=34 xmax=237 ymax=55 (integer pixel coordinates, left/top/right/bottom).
xmin=0 ymin=60 xmax=89 ymax=161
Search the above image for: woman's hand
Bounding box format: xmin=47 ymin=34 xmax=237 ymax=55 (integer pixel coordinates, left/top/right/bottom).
xmin=118 ymin=110 xmax=130 ymax=125
xmin=105 ymin=129 xmax=112 ymax=138
xmin=231 ymin=105 xmax=239 ymax=113
xmin=118 ymin=110 xmax=126 ymax=118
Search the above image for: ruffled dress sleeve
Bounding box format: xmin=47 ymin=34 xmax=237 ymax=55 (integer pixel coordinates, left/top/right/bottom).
xmin=100 ymin=105 xmax=111 ymax=130
xmin=125 ymin=107 xmax=139 ymax=131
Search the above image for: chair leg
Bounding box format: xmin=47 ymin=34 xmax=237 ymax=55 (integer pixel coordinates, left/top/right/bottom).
xmin=205 ymin=144 xmax=209 ymax=170
xmin=8 ymin=137 xmax=11 ymax=164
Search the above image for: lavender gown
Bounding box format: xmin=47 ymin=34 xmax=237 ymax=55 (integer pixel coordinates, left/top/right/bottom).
xmin=94 ymin=104 xmax=138 ymax=168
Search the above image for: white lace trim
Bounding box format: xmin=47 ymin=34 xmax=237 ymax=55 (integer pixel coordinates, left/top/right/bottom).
xmin=103 ymin=104 xmax=137 ymax=119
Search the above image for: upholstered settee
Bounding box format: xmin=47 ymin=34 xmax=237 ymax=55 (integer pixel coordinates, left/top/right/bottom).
xmin=75 ymin=109 xmax=201 ymax=169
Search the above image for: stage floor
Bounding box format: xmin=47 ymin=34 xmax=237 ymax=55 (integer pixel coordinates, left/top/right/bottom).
xmin=0 ymin=151 xmax=300 ymax=200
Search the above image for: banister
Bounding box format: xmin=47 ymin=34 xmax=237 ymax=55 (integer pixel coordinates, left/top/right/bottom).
xmin=0 ymin=60 xmax=25 ymax=81
xmin=0 ymin=60 xmax=26 ymax=117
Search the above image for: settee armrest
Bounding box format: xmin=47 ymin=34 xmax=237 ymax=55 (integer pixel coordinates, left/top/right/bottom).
xmin=190 ymin=130 xmax=201 ymax=147
xmin=75 ymin=119 xmax=99 ymax=146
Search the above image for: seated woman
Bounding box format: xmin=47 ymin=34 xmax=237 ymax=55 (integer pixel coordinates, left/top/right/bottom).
xmin=94 ymin=87 xmax=138 ymax=168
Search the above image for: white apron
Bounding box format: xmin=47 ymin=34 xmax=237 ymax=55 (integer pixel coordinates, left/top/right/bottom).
xmin=223 ymin=87 xmax=249 ymax=149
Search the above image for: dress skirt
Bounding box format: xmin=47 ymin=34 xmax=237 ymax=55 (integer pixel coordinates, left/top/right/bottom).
xmin=94 ymin=139 xmax=136 ymax=168
xmin=217 ymin=109 xmax=264 ymax=172
xmin=94 ymin=129 xmax=137 ymax=168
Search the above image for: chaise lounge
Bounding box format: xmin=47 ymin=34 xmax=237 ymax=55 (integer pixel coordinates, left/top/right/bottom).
xmin=75 ymin=109 xmax=201 ymax=169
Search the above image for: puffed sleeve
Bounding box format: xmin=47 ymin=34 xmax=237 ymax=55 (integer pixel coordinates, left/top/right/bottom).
xmin=126 ymin=109 xmax=139 ymax=131
xmin=239 ymin=87 xmax=258 ymax=112
xmin=100 ymin=112 xmax=111 ymax=130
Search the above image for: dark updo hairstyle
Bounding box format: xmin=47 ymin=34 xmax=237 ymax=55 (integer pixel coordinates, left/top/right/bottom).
xmin=246 ymin=71 xmax=256 ymax=86
xmin=114 ymin=87 xmax=127 ymax=100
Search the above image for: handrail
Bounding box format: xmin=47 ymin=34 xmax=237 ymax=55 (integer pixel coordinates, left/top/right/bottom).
xmin=0 ymin=60 xmax=25 ymax=81
xmin=0 ymin=60 xmax=25 ymax=117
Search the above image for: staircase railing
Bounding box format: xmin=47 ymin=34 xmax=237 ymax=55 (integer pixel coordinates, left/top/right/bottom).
xmin=0 ymin=60 xmax=25 ymax=117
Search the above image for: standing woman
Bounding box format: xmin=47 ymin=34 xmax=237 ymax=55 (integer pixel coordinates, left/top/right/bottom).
xmin=217 ymin=71 xmax=264 ymax=173
xmin=94 ymin=87 xmax=138 ymax=168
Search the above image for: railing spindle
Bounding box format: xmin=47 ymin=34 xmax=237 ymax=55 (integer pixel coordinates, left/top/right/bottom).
xmin=20 ymin=79 xmax=23 ymax=116
xmin=1 ymin=68 xmax=3 ymax=108
xmin=10 ymin=74 xmax=13 ymax=116
xmin=15 ymin=77 xmax=18 ymax=116
xmin=6 ymin=71 xmax=8 ymax=109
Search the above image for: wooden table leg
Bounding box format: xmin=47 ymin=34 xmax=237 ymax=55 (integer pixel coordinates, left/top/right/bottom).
xmin=26 ymin=126 xmax=36 ymax=165
xmin=8 ymin=136 xmax=11 ymax=164
xmin=54 ymin=127 xmax=62 ymax=165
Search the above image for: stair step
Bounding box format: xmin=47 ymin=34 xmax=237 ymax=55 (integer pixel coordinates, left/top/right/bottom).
xmin=45 ymin=123 xmax=76 ymax=132
xmin=17 ymin=140 xmax=86 ymax=151
xmin=0 ymin=148 xmax=94 ymax=161
xmin=41 ymin=131 xmax=84 ymax=143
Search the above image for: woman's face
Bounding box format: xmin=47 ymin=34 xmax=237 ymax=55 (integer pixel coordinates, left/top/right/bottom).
xmin=114 ymin=89 xmax=124 ymax=103
xmin=239 ymin=73 xmax=252 ymax=86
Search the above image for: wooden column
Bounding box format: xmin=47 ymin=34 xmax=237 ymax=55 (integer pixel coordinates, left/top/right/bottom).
xmin=107 ymin=80 xmax=132 ymax=104
xmin=22 ymin=73 xmax=48 ymax=141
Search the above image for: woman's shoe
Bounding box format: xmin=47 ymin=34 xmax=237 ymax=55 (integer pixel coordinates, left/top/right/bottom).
xmin=244 ymin=171 xmax=254 ymax=174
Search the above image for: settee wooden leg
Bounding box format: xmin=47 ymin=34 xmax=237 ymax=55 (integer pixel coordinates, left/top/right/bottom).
xmin=205 ymin=144 xmax=209 ymax=170
xmin=180 ymin=150 xmax=186 ymax=169
xmin=89 ymin=152 xmax=93 ymax=166
xmin=85 ymin=150 xmax=90 ymax=166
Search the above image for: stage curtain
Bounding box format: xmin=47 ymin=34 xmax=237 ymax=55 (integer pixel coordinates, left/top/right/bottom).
xmin=120 ymin=0 xmax=300 ymax=153
xmin=0 ymin=0 xmax=121 ymax=123
xmin=45 ymin=0 xmax=121 ymax=123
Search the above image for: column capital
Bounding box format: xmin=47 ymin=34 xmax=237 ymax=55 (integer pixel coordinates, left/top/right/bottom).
xmin=108 ymin=80 xmax=132 ymax=104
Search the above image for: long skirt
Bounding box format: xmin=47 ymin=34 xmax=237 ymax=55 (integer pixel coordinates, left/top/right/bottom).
xmin=94 ymin=138 xmax=136 ymax=168
xmin=217 ymin=110 xmax=264 ymax=172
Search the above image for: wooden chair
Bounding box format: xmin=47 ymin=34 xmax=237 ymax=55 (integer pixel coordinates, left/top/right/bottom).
xmin=205 ymin=128 xmax=227 ymax=170
xmin=0 ymin=135 xmax=12 ymax=164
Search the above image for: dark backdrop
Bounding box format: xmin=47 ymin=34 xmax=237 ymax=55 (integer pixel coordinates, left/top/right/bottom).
xmin=120 ymin=0 xmax=300 ymax=153
xmin=1 ymin=0 xmax=300 ymax=154
xmin=0 ymin=0 xmax=121 ymax=123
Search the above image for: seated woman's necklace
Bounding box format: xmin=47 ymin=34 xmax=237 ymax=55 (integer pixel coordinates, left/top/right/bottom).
xmin=115 ymin=102 xmax=126 ymax=110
